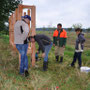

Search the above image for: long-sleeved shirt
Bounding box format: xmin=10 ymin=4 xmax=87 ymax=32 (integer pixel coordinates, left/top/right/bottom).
xmin=35 ymin=34 xmax=52 ymax=53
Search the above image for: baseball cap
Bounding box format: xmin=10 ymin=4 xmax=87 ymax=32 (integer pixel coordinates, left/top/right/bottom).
xmin=22 ymin=15 xmax=31 ymax=21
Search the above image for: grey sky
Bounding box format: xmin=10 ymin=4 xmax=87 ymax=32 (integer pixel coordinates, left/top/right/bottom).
xmin=23 ymin=0 xmax=90 ymax=28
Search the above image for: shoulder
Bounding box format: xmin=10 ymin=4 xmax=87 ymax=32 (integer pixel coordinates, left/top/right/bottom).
xmin=63 ymin=29 xmax=67 ymax=32
xmin=15 ymin=20 xmax=26 ymax=26
xmin=14 ymin=20 xmax=22 ymax=28
xmin=63 ymin=29 xmax=67 ymax=34
xmin=21 ymin=21 xmax=29 ymax=29
xmin=79 ymin=33 xmax=84 ymax=38
xmin=54 ymin=29 xmax=58 ymax=32
xmin=21 ymin=21 xmax=27 ymax=25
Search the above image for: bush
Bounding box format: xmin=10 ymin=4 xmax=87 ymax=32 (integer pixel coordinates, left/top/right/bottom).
xmin=0 ymin=30 xmax=9 ymax=35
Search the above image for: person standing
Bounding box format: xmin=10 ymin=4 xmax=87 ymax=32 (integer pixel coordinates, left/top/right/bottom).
xmin=53 ymin=23 xmax=67 ymax=63
xmin=71 ymin=28 xmax=85 ymax=68
xmin=14 ymin=15 xmax=31 ymax=77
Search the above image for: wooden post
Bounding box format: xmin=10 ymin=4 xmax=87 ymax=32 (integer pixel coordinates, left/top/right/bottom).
xmin=18 ymin=5 xmax=23 ymax=67
xmin=10 ymin=14 xmax=14 ymax=46
xmin=9 ymin=5 xmax=36 ymax=67
xmin=18 ymin=5 xmax=23 ymax=20
xmin=15 ymin=8 xmax=18 ymax=21
xmin=27 ymin=9 xmax=31 ymax=55
xmin=31 ymin=6 xmax=36 ymax=67
xmin=28 ymin=9 xmax=30 ymax=35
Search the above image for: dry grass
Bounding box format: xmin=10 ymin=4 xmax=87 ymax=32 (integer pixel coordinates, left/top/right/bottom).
xmin=0 ymin=32 xmax=90 ymax=90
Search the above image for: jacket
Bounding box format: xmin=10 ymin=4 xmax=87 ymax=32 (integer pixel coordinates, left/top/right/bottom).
xmin=35 ymin=34 xmax=52 ymax=53
xmin=53 ymin=29 xmax=67 ymax=47
xmin=75 ymin=33 xmax=85 ymax=52
xmin=14 ymin=20 xmax=29 ymax=44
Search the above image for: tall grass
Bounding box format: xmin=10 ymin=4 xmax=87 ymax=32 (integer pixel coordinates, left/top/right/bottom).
xmin=0 ymin=33 xmax=90 ymax=90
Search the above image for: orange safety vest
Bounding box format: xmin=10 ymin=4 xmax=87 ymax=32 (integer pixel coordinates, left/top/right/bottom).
xmin=53 ymin=29 xmax=67 ymax=38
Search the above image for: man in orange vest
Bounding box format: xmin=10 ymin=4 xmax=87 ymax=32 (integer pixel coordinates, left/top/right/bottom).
xmin=53 ymin=23 xmax=67 ymax=63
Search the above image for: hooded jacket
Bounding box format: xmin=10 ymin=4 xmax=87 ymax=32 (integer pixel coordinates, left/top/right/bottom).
xmin=75 ymin=33 xmax=85 ymax=52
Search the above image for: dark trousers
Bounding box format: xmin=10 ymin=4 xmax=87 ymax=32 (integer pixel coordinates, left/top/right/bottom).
xmin=71 ymin=52 xmax=82 ymax=67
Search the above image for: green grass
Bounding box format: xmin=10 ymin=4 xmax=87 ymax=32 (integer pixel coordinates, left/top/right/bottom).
xmin=0 ymin=32 xmax=90 ymax=90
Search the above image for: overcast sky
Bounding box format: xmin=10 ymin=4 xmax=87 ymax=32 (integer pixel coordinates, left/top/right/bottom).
xmin=23 ymin=0 xmax=90 ymax=28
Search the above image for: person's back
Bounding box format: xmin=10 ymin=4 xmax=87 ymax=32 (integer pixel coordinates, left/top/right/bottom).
xmin=14 ymin=20 xmax=29 ymax=44
xmin=35 ymin=34 xmax=52 ymax=46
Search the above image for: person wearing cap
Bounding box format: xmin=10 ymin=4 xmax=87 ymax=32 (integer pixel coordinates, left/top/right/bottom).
xmin=30 ymin=34 xmax=53 ymax=71
xmin=53 ymin=23 xmax=67 ymax=63
xmin=70 ymin=28 xmax=85 ymax=69
xmin=14 ymin=15 xmax=31 ymax=77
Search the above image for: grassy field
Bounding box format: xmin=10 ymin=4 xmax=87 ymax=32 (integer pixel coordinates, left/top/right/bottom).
xmin=0 ymin=31 xmax=90 ymax=90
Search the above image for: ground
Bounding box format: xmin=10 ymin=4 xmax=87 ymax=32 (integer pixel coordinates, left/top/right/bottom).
xmin=0 ymin=31 xmax=90 ymax=90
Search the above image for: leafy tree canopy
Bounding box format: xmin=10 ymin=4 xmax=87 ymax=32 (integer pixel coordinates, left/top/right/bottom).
xmin=0 ymin=0 xmax=22 ymax=31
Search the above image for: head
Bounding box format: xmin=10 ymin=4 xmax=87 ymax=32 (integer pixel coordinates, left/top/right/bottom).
xmin=22 ymin=15 xmax=31 ymax=24
xmin=30 ymin=36 xmax=35 ymax=42
xmin=57 ymin=23 xmax=62 ymax=30
xmin=75 ymin=28 xmax=82 ymax=35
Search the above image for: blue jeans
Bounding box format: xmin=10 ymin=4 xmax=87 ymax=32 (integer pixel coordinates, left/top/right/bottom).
xmin=44 ymin=42 xmax=53 ymax=62
xmin=16 ymin=44 xmax=28 ymax=74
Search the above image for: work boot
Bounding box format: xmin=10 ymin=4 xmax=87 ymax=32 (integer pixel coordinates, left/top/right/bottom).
xmin=78 ymin=65 xmax=81 ymax=69
xmin=24 ymin=70 xmax=29 ymax=77
xmin=43 ymin=61 xmax=48 ymax=71
xmin=69 ymin=64 xmax=75 ymax=68
xmin=60 ymin=57 xmax=63 ymax=63
xmin=56 ymin=56 xmax=59 ymax=62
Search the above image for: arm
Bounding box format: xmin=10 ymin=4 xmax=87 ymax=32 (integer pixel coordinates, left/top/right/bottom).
xmin=53 ymin=37 xmax=57 ymax=44
xmin=79 ymin=35 xmax=85 ymax=43
xmin=63 ymin=38 xmax=67 ymax=46
xmin=24 ymin=36 xmax=31 ymax=44
xmin=63 ymin=31 xmax=67 ymax=46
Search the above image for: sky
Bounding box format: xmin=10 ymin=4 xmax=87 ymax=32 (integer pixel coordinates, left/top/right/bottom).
xmin=23 ymin=0 xmax=90 ymax=28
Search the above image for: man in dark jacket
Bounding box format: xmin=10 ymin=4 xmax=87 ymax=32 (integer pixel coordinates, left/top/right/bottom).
xmin=30 ymin=34 xmax=53 ymax=71
xmin=71 ymin=28 xmax=85 ymax=68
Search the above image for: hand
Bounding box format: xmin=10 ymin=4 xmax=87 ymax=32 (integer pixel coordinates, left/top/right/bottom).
xmin=63 ymin=45 xmax=65 ymax=48
xmin=42 ymin=53 xmax=45 ymax=58
xmin=37 ymin=51 xmax=39 ymax=54
xmin=53 ymin=44 xmax=55 ymax=47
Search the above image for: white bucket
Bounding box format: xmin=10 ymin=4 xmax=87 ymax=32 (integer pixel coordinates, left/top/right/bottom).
xmin=80 ymin=66 xmax=90 ymax=73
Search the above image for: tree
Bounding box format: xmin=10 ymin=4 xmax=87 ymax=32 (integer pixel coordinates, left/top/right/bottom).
xmin=72 ymin=23 xmax=82 ymax=29
xmin=0 ymin=0 xmax=22 ymax=31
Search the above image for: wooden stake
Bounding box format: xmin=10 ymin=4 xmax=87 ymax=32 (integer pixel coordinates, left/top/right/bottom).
xmin=31 ymin=6 xmax=36 ymax=67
